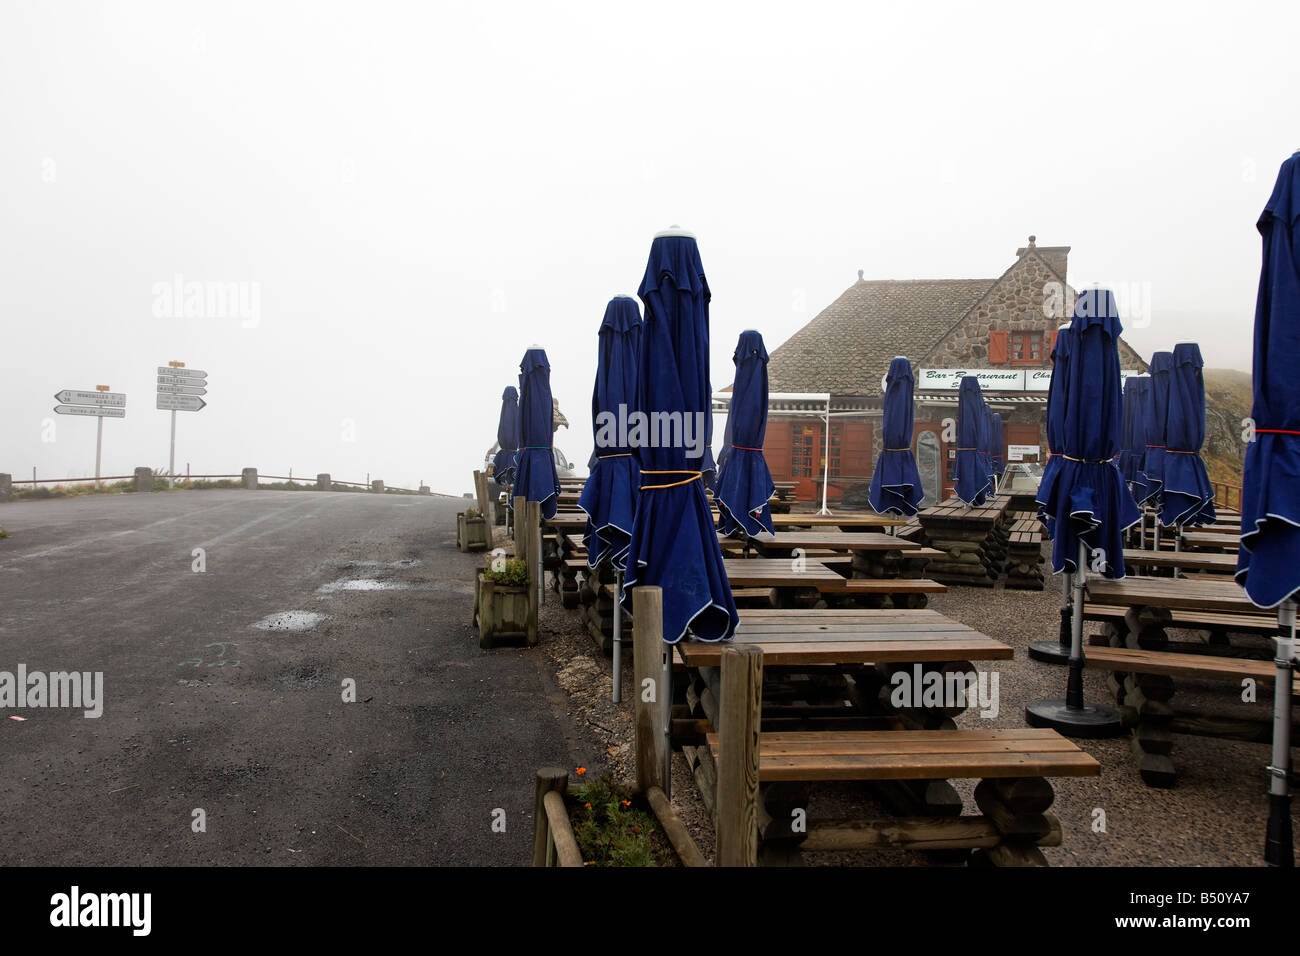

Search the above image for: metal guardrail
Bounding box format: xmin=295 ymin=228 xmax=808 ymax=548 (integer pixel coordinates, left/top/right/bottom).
xmin=9 ymin=472 xmax=453 ymax=497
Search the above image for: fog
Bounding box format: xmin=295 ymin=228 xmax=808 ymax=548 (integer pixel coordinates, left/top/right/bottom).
xmin=2 ymin=0 xmax=1295 ymax=494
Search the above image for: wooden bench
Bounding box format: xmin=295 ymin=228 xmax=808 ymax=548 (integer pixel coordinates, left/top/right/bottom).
xmin=705 ymin=727 xmax=1099 ymax=865
xmin=1082 ymin=645 xmax=1299 ymax=788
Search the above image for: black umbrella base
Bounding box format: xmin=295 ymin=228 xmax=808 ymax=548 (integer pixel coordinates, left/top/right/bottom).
xmin=1025 ymin=699 xmax=1124 ymax=739
xmin=1027 ymin=641 xmax=1071 ymax=665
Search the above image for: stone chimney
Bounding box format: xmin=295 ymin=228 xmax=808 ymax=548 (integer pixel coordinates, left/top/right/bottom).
xmin=1016 ymin=234 xmax=1070 ymax=282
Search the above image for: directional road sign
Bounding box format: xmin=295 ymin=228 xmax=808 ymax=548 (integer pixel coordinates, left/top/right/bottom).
xmin=54 ymin=390 xmax=126 ymax=407
xmin=156 ymin=384 xmax=208 ymax=396
xmin=157 ymin=374 xmax=209 ymax=387
xmin=156 ymin=395 xmax=207 ymax=412
xmin=156 ymin=367 xmax=207 ymax=380
xmin=54 ymin=405 xmax=126 ymax=418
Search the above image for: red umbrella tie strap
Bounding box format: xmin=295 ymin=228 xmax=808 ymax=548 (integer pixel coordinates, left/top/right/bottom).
xmin=1256 ymin=428 xmax=1300 ymax=435
xmin=640 ymin=470 xmax=702 ymax=490
xmin=731 ymin=445 xmax=763 ymax=452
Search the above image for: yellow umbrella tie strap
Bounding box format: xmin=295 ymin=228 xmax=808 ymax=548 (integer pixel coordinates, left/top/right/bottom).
xmin=640 ymin=470 xmax=702 ymax=490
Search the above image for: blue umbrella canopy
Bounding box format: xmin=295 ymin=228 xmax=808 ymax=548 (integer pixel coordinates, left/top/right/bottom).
xmin=513 ymin=347 xmax=561 ymax=520
xmin=1037 ymin=325 xmax=1074 ymax=539
xmin=955 ymin=376 xmax=990 ymax=506
xmin=1160 ymin=343 xmax=1217 ymax=528
xmin=578 ymin=297 xmax=643 ymax=570
xmin=1237 ymin=152 xmax=1300 ymax=608
xmin=1143 ymin=350 xmax=1174 ymax=508
xmin=1120 ymin=376 xmax=1154 ymax=504
xmin=716 ymin=330 xmax=776 ymax=538
xmin=492 ymin=386 xmax=520 ymax=485
xmin=869 ymin=356 xmax=924 ymax=516
xmin=1037 ymin=289 xmax=1141 ymax=576
xmin=622 ymin=233 xmax=738 ymax=643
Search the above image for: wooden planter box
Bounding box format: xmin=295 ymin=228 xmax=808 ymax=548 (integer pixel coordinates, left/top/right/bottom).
xmin=457 ymin=512 xmax=490 ymax=552
xmin=473 ymin=570 xmax=536 ymax=648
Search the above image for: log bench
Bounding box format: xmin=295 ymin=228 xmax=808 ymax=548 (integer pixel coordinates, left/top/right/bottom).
xmin=705 ymin=727 xmax=1100 ymax=865
xmin=1082 ymin=645 xmax=1299 ymax=788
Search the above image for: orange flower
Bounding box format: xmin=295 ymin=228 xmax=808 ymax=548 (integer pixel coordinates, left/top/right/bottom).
xmin=621 ymin=800 xmax=631 ymax=807
xmin=576 ymin=767 xmax=587 ymax=775
xmin=585 ymin=802 xmax=591 ymax=809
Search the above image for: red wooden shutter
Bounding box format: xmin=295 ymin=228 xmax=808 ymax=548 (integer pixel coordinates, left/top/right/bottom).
xmin=989 ymin=329 xmax=1009 ymax=364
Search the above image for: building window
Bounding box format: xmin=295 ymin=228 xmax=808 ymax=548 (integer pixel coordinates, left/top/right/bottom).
xmin=1010 ymin=331 xmax=1043 ymax=364
xmin=791 ymin=425 xmax=816 ymax=477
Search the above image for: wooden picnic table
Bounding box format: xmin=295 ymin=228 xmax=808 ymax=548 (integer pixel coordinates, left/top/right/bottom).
xmin=1086 ymin=576 xmax=1257 ymax=615
xmin=771 ymin=513 xmax=906 ymax=530
xmin=1121 ymin=549 xmax=1237 ymax=574
xmin=1178 ymin=531 xmax=1239 ymax=552
xmin=751 ymin=531 xmax=922 ymax=554
xmin=675 ymin=608 xmax=1012 ymax=667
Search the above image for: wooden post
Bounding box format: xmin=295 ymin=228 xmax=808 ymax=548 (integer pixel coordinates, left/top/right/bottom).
xmin=532 ymin=767 xmax=568 ymax=867
xmin=523 ymin=499 xmax=541 ymax=645
xmin=474 ymin=470 xmax=493 ymax=525
xmin=633 ymin=587 xmax=666 ymax=793
xmin=716 ymin=643 xmax=763 ymax=867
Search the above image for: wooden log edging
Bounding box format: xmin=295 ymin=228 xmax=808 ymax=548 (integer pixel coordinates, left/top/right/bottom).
xmin=645 ymin=785 xmax=708 ymax=867
xmin=532 ymin=767 xmax=583 ymax=867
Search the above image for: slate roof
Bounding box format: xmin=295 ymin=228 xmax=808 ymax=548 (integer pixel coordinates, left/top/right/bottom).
xmin=767 ymin=277 xmax=995 ymax=396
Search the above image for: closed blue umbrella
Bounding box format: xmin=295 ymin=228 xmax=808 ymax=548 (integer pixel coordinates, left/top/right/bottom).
xmin=492 ymin=386 xmax=520 ymax=486
xmin=716 ymin=330 xmax=776 ymax=538
xmin=579 ymin=296 xmax=642 ymax=703
xmin=869 ymin=356 xmax=924 ymax=516
xmin=1144 ymin=350 xmax=1174 ymax=511
xmin=1028 ymin=326 xmax=1076 ymax=666
xmin=622 ymin=231 xmax=738 ymax=645
xmin=954 ymin=376 xmax=989 ymax=506
xmin=1036 ymin=325 xmax=1075 ymax=540
xmin=1121 ymin=376 xmax=1154 ymax=504
xmin=579 ymin=297 xmax=643 ymax=571
xmin=513 ymin=347 xmax=561 ymax=520
xmin=1237 ymin=151 xmax=1300 ymax=866
xmin=1027 ymin=289 xmax=1140 ymax=736
xmin=1160 ymin=343 xmax=1217 ymax=528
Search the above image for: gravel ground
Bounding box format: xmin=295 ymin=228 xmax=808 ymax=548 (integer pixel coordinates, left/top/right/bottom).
xmin=521 ymin=524 xmax=1294 ymax=867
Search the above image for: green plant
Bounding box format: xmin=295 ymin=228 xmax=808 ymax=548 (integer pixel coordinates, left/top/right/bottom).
xmin=0 ymin=528 xmax=10 ymax=539
xmin=465 ymin=507 xmax=481 ymax=519
xmin=483 ymin=558 xmax=528 ymax=587
xmin=570 ymin=776 xmax=665 ymax=867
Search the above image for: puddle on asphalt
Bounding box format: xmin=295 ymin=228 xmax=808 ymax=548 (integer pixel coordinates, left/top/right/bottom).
xmin=252 ymin=611 xmax=330 ymax=632
xmin=316 ymin=578 xmax=432 ymax=593
xmin=331 ymin=558 xmax=423 ymax=571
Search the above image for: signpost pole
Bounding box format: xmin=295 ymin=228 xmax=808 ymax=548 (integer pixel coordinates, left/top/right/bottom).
xmin=169 ymin=410 xmax=177 ymax=488
xmin=95 ymin=416 xmax=103 ymax=490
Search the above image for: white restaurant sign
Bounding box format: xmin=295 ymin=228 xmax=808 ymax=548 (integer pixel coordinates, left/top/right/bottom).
xmin=919 ymin=368 xmax=1145 ymax=392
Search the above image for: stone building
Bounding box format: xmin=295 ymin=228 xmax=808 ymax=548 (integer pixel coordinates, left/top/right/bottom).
xmin=759 ymin=237 xmax=1148 ymax=504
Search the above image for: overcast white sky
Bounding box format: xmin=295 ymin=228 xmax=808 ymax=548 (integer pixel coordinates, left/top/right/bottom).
xmin=2 ymin=0 xmax=1296 ymax=494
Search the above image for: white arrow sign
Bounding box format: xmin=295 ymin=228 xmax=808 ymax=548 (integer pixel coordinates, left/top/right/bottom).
xmin=156 ymin=384 xmax=208 ymax=396
xmin=54 ymin=404 xmax=126 ymax=418
xmin=156 ymin=367 xmax=207 ymax=380
xmin=156 ymin=395 xmax=207 ymax=412
xmin=157 ymin=374 xmax=208 ymax=387
xmin=54 ymin=390 xmax=126 ymax=407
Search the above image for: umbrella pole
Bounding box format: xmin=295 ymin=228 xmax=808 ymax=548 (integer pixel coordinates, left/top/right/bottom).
xmin=1025 ymin=540 xmax=1123 ymax=737
xmin=1266 ymin=599 xmax=1295 ymax=867
xmin=662 ymin=646 xmax=673 ymax=799
xmin=612 ymin=570 xmax=623 ymax=704
xmin=1028 ymin=569 xmax=1073 ymax=665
